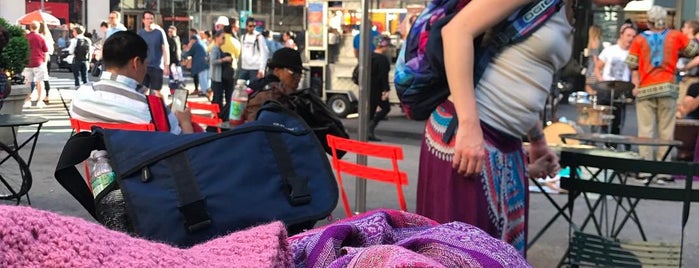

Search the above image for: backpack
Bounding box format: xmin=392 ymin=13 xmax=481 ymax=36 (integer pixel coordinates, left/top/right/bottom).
xmin=74 ymin=37 xmax=90 ymax=62
xmin=394 ymin=0 xmax=564 ymax=121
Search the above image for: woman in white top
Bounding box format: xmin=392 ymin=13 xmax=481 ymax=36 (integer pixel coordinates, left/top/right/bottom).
xmin=38 ymin=22 xmax=54 ymax=104
xmin=282 ymin=32 xmax=297 ymax=50
xmin=416 ymin=0 xmax=574 ymax=256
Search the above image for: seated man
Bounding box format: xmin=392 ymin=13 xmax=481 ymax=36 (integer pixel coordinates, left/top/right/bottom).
xmin=70 ymin=31 xmax=193 ymax=134
xmin=678 ymin=82 xmax=699 ymax=119
xmin=244 ymin=47 xmax=307 ymax=121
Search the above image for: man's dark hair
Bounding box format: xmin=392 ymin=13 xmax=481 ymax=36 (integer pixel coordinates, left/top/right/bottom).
xmin=246 ymin=17 xmax=255 ymax=25
xmin=261 ymin=30 xmax=270 ymax=38
xmin=102 ymin=31 xmax=148 ymax=69
xmin=189 ymin=28 xmax=198 ymax=35
xmin=143 ymin=10 xmax=154 ymax=18
xmin=100 ymin=21 xmax=108 ymax=28
xmin=686 ymin=20 xmax=699 ymax=35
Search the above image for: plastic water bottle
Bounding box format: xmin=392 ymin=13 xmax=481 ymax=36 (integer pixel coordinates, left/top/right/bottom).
xmin=90 ymin=150 xmax=114 ymax=197
xmin=229 ymin=79 xmax=249 ymax=125
xmin=90 ymin=150 xmax=132 ymax=232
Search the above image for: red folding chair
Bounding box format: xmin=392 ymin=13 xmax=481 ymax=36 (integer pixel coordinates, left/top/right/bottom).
xmin=326 ymin=134 xmax=409 ymax=217
xmin=187 ymin=101 xmax=223 ymax=133
xmin=70 ymin=118 xmax=156 ymax=189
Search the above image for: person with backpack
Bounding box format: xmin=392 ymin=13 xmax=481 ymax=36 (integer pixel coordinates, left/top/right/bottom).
xmin=239 ymin=18 xmax=269 ymax=84
xmin=68 ymin=25 xmax=92 ymax=87
xmin=627 ymin=6 xmax=699 ymax=168
xmin=412 ymin=0 xmax=575 ymax=255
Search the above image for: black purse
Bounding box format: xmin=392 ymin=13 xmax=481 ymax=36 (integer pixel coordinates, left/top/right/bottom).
xmin=91 ymin=61 xmax=103 ymax=77
xmin=288 ymin=89 xmax=349 ymax=158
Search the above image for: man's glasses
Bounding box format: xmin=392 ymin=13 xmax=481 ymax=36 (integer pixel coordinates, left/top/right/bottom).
xmin=247 ymin=25 xmax=256 ymax=28
xmin=285 ymin=69 xmax=303 ymax=78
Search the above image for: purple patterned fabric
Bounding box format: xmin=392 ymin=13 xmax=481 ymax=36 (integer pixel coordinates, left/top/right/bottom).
xmin=288 ymin=209 xmax=531 ymax=268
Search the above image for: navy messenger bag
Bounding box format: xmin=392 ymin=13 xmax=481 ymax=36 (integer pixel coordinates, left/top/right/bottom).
xmin=55 ymin=102 xmax=338 ymax=247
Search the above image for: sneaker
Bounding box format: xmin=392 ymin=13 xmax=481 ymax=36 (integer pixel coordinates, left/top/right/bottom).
xmin=22 ymin=101 xmax=31 ymax=108
xmin=36 ymin=101 xmax=46 ymax=109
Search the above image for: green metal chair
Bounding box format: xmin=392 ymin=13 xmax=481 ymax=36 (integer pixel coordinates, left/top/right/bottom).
xmin=559 ymin=150 xmax=699 ymax=267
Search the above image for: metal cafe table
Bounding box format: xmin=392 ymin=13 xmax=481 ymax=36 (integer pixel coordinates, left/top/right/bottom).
xmin=559 ymin=133 xmax=681 ymax=162
xmin=0 ymin=114 xmax=48 ymax=205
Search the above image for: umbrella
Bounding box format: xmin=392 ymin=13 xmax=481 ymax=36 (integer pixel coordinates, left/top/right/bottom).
xmin=17 ymin=10 xmax=61 ymax=26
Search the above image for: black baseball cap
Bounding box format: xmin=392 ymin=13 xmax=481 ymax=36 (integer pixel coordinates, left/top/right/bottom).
xmin=267 ymin=48 xmax=308 ymax=73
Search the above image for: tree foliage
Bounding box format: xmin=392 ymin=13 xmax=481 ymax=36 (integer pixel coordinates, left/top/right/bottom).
xmin=0 ymin=17 xmax=29 ymax=76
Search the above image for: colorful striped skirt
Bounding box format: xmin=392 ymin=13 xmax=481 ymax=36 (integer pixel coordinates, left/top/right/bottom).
xmin=416 ymin=100 xmax=529 ymax=256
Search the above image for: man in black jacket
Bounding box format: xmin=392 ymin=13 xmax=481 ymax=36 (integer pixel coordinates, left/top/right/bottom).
xmin=367 ymin=36 xmax=392 ymax=141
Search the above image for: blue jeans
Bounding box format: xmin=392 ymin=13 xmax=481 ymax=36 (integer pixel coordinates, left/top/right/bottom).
xmin=239 ymin=69 xmax=260 ymax=84
xmin=72 ymin=61 xmax=88 ymax=86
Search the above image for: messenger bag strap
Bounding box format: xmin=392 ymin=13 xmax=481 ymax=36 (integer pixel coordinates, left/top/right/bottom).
xmin=165 ymin=152 xmax=212 ymax=233
xmin=54 ymin=131 xmax=105 ymax=218
xmin=265 ymin=132 xmax=311 ymax=206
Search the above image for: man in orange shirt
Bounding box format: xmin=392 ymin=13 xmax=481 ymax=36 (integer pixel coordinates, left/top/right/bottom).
xmin=626 ymin=6 xmax=699 ymax=166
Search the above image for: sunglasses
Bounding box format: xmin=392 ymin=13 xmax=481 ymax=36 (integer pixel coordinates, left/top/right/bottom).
xmin=247 ymin=25 xmax=256 ymax=28
xmin=285 ymin=68 xmax=303 ymax=78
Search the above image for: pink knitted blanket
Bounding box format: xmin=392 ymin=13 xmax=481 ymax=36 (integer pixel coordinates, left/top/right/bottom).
xmin=0 ymin=205 xmax=291 ymax=267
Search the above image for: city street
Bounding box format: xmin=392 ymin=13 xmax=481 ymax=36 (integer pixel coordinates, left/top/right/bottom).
xmin=3 ymin=70 xmax=699 ymax=267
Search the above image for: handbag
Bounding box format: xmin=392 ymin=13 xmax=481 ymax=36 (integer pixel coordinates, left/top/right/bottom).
xmin=91 ymin=60 xmax=103 ymax=77
xmin=55 ymin=102 xmax=339 ymax=247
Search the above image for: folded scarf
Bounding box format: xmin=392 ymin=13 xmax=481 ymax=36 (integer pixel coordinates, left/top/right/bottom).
xmin=0 ymin=205 xmax=291 ymax=267
xmin=288 ymin=209 xmax=530 ymax=268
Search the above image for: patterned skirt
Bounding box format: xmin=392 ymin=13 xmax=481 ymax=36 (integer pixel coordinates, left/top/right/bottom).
xmin=416 ymin=100 xmax=529 ymax=256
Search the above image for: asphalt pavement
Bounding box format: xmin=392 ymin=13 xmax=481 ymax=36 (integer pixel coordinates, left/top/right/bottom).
xmin=4 ymin=70 xmax=698 ymax=267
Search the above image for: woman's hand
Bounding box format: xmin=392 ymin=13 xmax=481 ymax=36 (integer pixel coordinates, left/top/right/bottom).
xmin=452 ymin=123 xmax=485 ymax=177
xmin=529 ymin=140 xmax=560 ymax=178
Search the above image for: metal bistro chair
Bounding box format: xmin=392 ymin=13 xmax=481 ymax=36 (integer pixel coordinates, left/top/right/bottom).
xmin=187 ymin=101 xmax=222 ymax=133
xmin=559 ymin=150 xmax=699 ymax=267
xmin=326 ymin=134 xmax=408 ymax=217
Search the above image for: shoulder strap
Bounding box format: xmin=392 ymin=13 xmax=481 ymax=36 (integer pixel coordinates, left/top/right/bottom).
xmin=54 ymin=132 xmax=105 ymax=218
xmin=146 ymin=95 xmax=171 ymax=132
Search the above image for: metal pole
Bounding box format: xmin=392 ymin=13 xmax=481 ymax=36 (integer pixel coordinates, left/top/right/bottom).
xmin=41 ymin=0 xmax=45 ymax=11
xmin=271 ymin=0 xmax=275 ymax=31
xmin=355 ymin=0 xmax=372 ymax=215
xmin=171 ymin=0 xmax=175 ymax=26
xmin=198 ymin=0 xmax=202 ymax=30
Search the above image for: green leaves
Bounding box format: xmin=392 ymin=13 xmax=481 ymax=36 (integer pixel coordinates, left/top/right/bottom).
xmin=0 ymin=17 xmax=29 ymax=76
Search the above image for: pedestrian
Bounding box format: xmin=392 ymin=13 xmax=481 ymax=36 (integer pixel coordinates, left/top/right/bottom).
xmin=137 ymin=11 xmax=170 ymax=98
xmin=22 ymin=21 xmax=48 ymax=108
xmin=167 ymin=25 xmax=184 ymax=89
xmin=367 ymin=36 xmax=392 ymax=141
xmin=584 ymin=25 xmax=602 ymax=97
xmin=415 ymin=0 xmax=575 ymax=256
xmin=677 ymin=20 xmax=699 ymax=108
xmin=626 ymin=6 xmax=699 ymax=168
xmin=68 ymin=25 xmax=91 ymax=88
xmin=105 ymin=11 xmax=127 ymax=40
xmin=593 ymin=23 xmax=637 ymax=137
xmin=214 ymin=16 xmax=241 ymax=74
xmin=239 ymin=18 xmax=269 ymax=84
xmin=38 ymin=22 xmax=54 ymax=104
xmin=282 ymin=31 xmax=297 ymax=50
xmin=182 ymin=28 xmax=209 ymax=98
xmin=209 ymin=31 xmax=234 ymax=111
